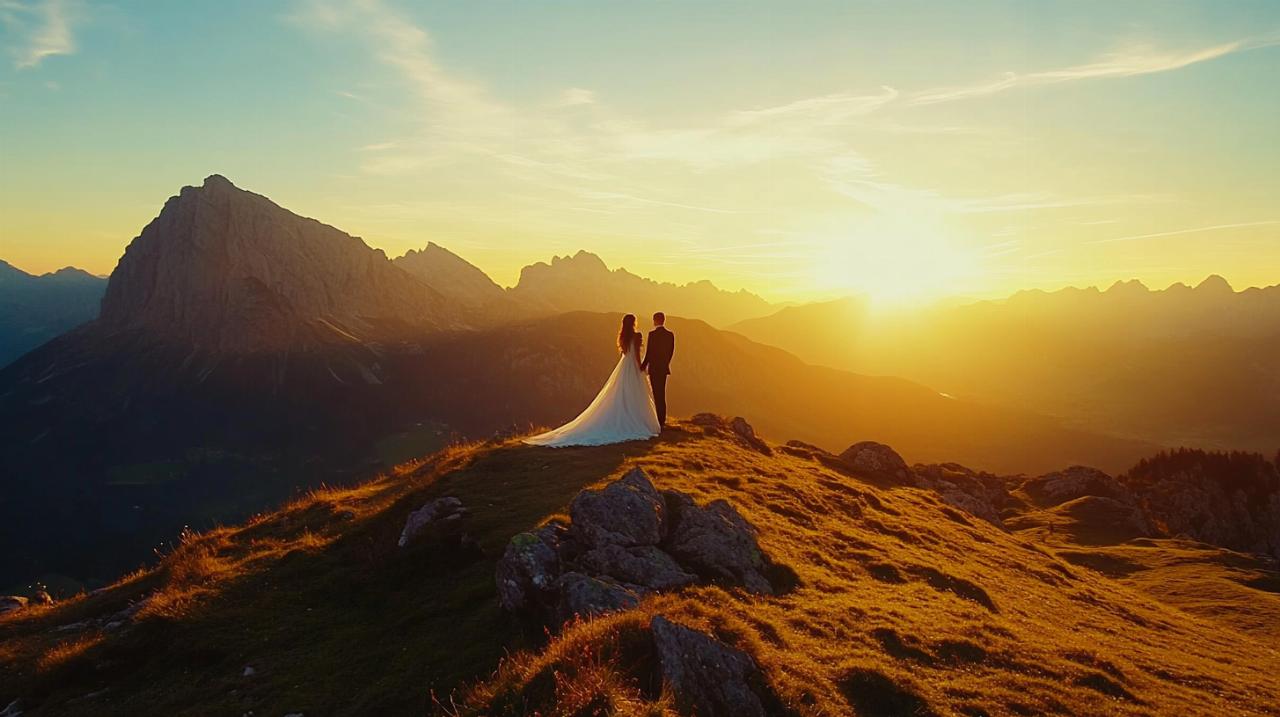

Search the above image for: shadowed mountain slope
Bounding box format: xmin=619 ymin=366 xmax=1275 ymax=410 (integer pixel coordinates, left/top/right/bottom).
xmin=1 ymin=421 xmax=1275 ymax=715
xmin=0 ymin=261 xmax=105 ymax=367
xmin=0 ymin=309 xmax=1157 ymax=591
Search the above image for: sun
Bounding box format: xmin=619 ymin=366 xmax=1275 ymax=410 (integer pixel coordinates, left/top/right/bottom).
xmin=810 ymin=213 xmax=984 ymax=309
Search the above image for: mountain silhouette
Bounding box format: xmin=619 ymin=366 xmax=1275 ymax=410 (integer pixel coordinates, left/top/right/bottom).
xmin=393 ymin=242 xmax=505 ymax=308
xmin=0 ymin=261 xmax=105 ymax=367
xmin=733 ymin=278 xmax=1280 ymax=452
xmin=509 ymin=249 xmax=775 ymax=327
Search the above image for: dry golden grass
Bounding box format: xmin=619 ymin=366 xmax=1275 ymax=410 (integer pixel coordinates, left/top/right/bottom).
xmin=460 ymin=424 xmax=1280 ymax=716
xmin=2 ymin=423 xmax=1277 ymax=715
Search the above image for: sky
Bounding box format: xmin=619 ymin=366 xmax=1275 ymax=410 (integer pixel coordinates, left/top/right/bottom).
xmin=1 ymin=0 xmax=1278 ymax=305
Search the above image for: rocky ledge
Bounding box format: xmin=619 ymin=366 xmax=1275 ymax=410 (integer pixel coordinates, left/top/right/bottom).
xmin=495 ymin=467 xmax=790 ymax=627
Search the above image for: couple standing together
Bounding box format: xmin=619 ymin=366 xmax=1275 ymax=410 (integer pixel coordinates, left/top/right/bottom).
xmin=526 ymin=312 xmax=674 ymax=447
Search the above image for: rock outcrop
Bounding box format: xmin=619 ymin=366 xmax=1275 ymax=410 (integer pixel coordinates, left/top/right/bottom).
xmin=690 ymin=414 xmax=773 ymax=456
xmin=0 ymin=596 xmax=28 ymax=614
xmin=397 ymin=496 xmax=468 ymax=547
xmin=730 ymin=417 xmax=773 ymax=455
xmin=496 ymin=468 xmax=782 ymax=627
xmin=650 ymin=615 xmax=773 ymax=717
xmin=569 ymin=468 xmax=667 ymax=547
xmin=1121 ymin=449 xmax=1280 ymax=559
xmin=663 ymin=490 xmax=773 ymax=593
xmin=913 ymin=462 xmax=1011 ymax=526
xmin=836 ymin=440 xmax=1011 ymax=525
xmin=98 ymin=175 xmax=455 ymax=351
xmin=840 ymin=441 xmax=913 ymax=482
xmin=1019 ymin=466 xmax=1131 ymax=508
xmin=495 ymin=522 xmax=566 ymax=613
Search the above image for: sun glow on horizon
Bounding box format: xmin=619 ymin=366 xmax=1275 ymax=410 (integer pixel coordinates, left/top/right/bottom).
xmin=810 ymin=214 xmax=985 ymax=309
xmin=1 ymin=2 xmax=1278 ymax=300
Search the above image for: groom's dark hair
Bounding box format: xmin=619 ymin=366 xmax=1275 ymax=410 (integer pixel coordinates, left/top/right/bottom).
xmin=653 ymin=312 xmax=665 ymax=325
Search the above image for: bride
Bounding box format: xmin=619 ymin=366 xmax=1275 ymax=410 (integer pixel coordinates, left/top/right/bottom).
xmin=525 ymin=314 xmax=661 ymax=447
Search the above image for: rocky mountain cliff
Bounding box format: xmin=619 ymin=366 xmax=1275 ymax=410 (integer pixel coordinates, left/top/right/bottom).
xmin=0 ymin=261 xmax=105 ymax=367
xmin=98 ymin=175 xmax=455 ymax=351
xmin=510 ymin=250 xmax=774 ymax=327
xmin=393 ymin=242 xmax=505 ymax=309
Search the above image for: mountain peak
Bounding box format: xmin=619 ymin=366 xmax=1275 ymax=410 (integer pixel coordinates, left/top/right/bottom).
xmin=1105 ymin=279 xmax=1148 ymax=294
xmin=393 ymin=242 xmax=504 ymax=307
xmin=98 ymin=177 xmax=451 ymax=350
xmin=1195 ymin=274 xmax=1233 ymax=293
xmin=551 ymin=250 xmax=608 ymax=271
xmin=201 ymin=174 xmax=237 ymax=191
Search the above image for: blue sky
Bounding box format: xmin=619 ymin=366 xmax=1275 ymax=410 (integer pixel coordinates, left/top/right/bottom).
xmin=2 ymin=1 xmax=1278 ymax=302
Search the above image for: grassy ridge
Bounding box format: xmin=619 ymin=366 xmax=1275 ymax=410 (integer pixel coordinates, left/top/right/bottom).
xmin=2 ymin=421 xmax=1278 ymax=715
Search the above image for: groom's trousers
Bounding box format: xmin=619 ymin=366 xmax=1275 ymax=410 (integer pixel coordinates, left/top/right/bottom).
xmin=649 ymin=374 xmax=668 ymax=427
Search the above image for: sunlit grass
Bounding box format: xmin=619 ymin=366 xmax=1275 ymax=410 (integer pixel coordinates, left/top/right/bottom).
xmin=2 ymin=423 xmax=1277 ymax=715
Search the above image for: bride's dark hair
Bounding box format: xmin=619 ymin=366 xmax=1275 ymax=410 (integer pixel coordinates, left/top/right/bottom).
xmin=618 ymin=314 xmax=642 ymax=353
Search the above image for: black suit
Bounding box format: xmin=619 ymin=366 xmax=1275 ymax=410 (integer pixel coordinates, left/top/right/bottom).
xmin=641 ymin=326 xmax=675 ymax=427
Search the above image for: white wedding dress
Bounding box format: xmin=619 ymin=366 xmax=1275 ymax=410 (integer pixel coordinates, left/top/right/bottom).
xmin=525 ymin=337 xmax=661 ymax=447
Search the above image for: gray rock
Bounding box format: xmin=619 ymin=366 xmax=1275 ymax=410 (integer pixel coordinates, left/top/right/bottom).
xmin=577 ymin=544 xmax=698 ymax=591
xmin=496 ymin=470 xmax=783 ymax=629
xmin=397 ymin=496 xmax=466 ymax=547
xmin=663 ymin=491 xmax=772 ymax=594
xmin=495 ymin=522 xmax=566 ymax=613
xmin=1 ymin=699 xmax=21 ymax=717
xmin=650 ymin=616 xmax=768 ymax=717
xmin=839 ymin=441 xmax=913 ymax=481
xmin=556 ymin=572 xmax=640 ymax=622
xmin=0 ymin=596 xmax=28 ymax=614
xmin=1021 ymin=466 xmax=1130 ymax=507
xmin=569 ymin=467 xmax=665 ymax=548
xmin=242 ymin=665 xmax=256 ymax=677
xmin=729 ymin=417 xmax=772 ymax=455
xmin=913 ymin=462 xmax=1010 ymax=526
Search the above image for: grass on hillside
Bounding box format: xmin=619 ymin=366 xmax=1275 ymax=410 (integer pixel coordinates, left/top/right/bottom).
xmin=2 ymin=419 xmax=1279 ymax=716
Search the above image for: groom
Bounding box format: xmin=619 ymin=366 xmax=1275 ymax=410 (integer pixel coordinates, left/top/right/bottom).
xmin=641 ymin=312 xmax=675 ymax=429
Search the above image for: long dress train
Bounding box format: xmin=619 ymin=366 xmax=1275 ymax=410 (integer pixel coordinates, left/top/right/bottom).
xmin=524 ymin=338 xmax=660 ymax=447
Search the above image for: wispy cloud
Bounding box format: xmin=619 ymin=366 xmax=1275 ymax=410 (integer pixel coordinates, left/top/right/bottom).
xmin=1 ymin=0 xmax=76 ymax=69
xmin=909 ymin=36 xmax=1280 ymax=105
xmin=1087 ymin=220 xmax=1279 ymax=245
xmin=728 ymin=86 xmax=899 ymax=127
xmin=822 ymin=152 xmax=1159 ymax=217
xmin=556 ymin=87 xmax=595 ymax=107
xmin=290 ymin=0 xmax=1269 ymax=282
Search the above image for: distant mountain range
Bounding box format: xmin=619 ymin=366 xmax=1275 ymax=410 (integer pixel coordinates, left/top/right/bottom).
xmin=0 ymin=261 xmax=105 ymax=367
xmin=732 ymin=276 xmax=1280 ymax=452
xmin=508 ymin=249 xmax=774 ymax=327
xmin=0 ymin=175 xmax=1154 ymax=589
